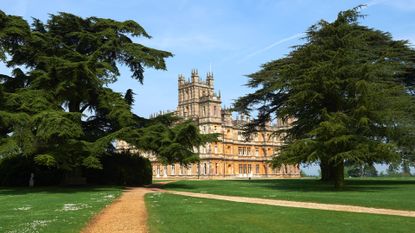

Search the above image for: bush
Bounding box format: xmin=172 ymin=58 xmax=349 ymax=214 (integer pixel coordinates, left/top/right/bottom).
xmin=85 ymin=152 xmax=152 ymax=186
xmin=0 ymin=152 xmax=152 ymax=186
xmin=0 ymin=155 xmax=63 ymax=186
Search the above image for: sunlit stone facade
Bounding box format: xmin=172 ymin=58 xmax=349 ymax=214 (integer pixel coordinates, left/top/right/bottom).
xmin=117 ymin=69 xmax=300 ymax=179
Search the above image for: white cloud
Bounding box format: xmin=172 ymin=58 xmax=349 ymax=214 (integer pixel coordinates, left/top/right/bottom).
xmin=144 ymin=34 xmax=230 ymax=53
xmin=237 ymin=33 xmax=305 ymax=63
xmin=366 ymin=0 xmax=415 ymax=11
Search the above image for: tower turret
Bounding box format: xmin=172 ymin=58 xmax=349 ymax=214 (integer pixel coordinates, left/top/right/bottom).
xmin=191 ymin=69 xmax=199 ymax=83
xmin=178 ymin=74 xmax=185 ymax=86
xmin=207 ymin=72 xmax=214 ymax=87
xmin=222 ymin=107 xmax=233 ymax=126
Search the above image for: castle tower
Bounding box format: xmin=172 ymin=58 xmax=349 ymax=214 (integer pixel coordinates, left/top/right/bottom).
xmin=207 ymin=71 xmax=214 ymax=88
xmin=177 ymin=70 xmax=222 ymax=134
xmin=191 ymin=69 xmax=199 ymax=83
xmin=144 ymin=69 xmax=300 ymax=179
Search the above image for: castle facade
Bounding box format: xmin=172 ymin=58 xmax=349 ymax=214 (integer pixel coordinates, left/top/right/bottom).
xmin=148 ymin=70 xmax=300 ymax=179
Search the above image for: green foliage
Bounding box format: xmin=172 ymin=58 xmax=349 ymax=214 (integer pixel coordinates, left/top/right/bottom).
xmin=0 ymin=10 xmax=215 ymax=182
xmin=123 ymin=114 xmax=219 ymax=165
xmin=234 ymin=6 xmax=415 ymax=187
xmin=84 ymin=151 xmax=152 ymax=186
xmin=346 ymin=162 xmax=377 ymax=177
xmin=82 ymin=156 xmax=103 ymax=169
xmin=34 ymin=154 xmax=57 ymax=167
xmin=0 ymin=155 xmax=63 ymax=186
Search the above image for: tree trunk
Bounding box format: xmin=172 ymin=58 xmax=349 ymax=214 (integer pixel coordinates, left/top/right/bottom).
xmin=320 ymin=159 xmax=334 ymax=182
xmin=68 ymin=100 xmax=81 ymax=112
xmin=402 ymin=159 xmax=411 ymax=177
xmin=334 ymin=160 xmax=344 ymax=189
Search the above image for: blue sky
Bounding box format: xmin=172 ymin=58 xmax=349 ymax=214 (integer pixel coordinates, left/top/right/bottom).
xmin=2 ymin=0 xmax=415 ymax=118
xmin=2 ymin=0 xmax=415 ymax=174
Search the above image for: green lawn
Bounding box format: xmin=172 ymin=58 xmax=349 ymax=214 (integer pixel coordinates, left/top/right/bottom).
xmin=153 ymin=179 xmax=174 ymax=183
xmin=0 ymin=186 xmax=122 ymax=233
xmin=162 ymin=178 xmax=415 ymax=210
xmin=146 ymin=192 xmax=415 ymax=233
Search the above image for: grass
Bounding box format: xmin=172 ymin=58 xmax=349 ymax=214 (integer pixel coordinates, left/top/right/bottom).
xmin=146 ymin=192 xmax=415 ymax=233
xmin=153 ymin=179 xmax=174 ymax=183
xmin=162 ymin=177 xmax=415 ymax=210
xmin=0 ymin=186 xmax=122 ymax=233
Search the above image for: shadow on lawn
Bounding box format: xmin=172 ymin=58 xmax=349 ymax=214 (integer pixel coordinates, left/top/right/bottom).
xmin=162 ymin=182 xmax=211 ymax=190
xmin=234 ymin=179 xmax=415 ymax=192
xmin=163 ymin=178 xmax=415 ymax=193
xmin=0 ymin=186 xmax=122 ymax=196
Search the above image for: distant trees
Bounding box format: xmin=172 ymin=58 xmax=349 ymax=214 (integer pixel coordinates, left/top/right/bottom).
xmin=0 ymin=11 xmax=216 ymax=184
xmin=234 ymin=6 xmax=415 ymax=188
xmin=346 ymin=163 xmax=377 ymax=177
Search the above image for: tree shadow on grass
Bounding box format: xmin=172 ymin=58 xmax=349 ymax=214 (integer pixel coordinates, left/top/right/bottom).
xmin=228 ymin=179 xmax=415 ymax=193
xmin=162 ymin=182 xmax=211 ymax=190
xmin=0 ymin=186 xmax=123 ymax=196
xmin=161 ymin=178 xmax=415 ymax=193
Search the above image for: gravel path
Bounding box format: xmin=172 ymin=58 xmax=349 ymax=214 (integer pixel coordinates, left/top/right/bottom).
xmin=81 ymin=183 xmax=414 ymax=233
xmin=81 ymin=187 xmax=151 ymax=233
xmin=166 ymin=190 xmax=415 ymax=218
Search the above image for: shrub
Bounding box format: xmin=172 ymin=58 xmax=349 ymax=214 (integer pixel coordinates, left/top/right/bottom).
xmin=0 ymin=155 xmax=63 ymax=186
xmin=85 ymin=152 xmax=152 ymax=186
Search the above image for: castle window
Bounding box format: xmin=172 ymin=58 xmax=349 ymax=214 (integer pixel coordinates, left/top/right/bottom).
xmin=204 ymin=163 xmax=207 ymax=175
xmin=185 ymin=106 xmax=189 ymax=116
xmin=213 ymin=106 xmax=217 ymax=116
xmin=255 ymin=148 xmax=259 ymax=156
xmin=238 ymin=147 xmax=243 ymax=156
xmin=239 ymin=164 xmax=243 ymax=174
xmin=203 ymin=106 xmax=206 ymax=116
xmin=248 ymin=164 xmax=252 ymax=174
xmin=171 ymin=164 xmax=175 ymax=175
xmin=256 ymin=164 xmax=260 ymax=174
xmin=215 ymin=163 xmax=218 ymax=175
xmin=214 ymin=144 xmax=218 ymax=153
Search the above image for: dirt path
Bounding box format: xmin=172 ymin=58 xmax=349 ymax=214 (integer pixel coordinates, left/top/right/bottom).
xmin=166 ymin=190 xmax=415 ymax=218
xmin=81 ymin=183 xmax=414 ymax=233
xmin=81 ymin=187 xmax=151 ymax=233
